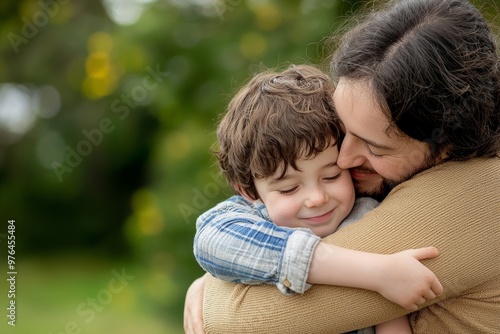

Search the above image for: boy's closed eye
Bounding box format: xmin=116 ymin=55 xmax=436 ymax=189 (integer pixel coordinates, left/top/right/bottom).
xmin=277 ymin=172 xmax=342 ymax=194
xmin=278 ymin=186 xmax=299 ymax=195
xmin=323 ymin=173 xmax=342 ymax=181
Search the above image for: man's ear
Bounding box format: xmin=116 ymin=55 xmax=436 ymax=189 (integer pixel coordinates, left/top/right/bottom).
xmin=234 ymin=183 xmax=257 ymax=202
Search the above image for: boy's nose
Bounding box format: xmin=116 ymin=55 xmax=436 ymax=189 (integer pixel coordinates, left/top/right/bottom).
xmin=305 ymin=188 xmax=328 ymax=208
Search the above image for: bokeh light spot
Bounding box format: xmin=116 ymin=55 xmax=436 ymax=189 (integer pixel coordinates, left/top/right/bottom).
xmin=0 ymin=84 xmax=37 ymax=143
xmin=103 ymin=0 xmax=154 ymax=26
xmin=137 ymin=205 xmax=164 ymax=235
xmin=88 ymin=32 xmax=114 ymax=53
xmin=86 ymin=52 xmax=111 ymax=79
xmin=254 ymin=4 xmax=281 ymax=30
xmin=34 ymin=85 xmax=62 ymax=119
xmin=82 ymin=52 xmax=117 ymax=99
xmin=164 ymin=131 xmax=191 ymax=161
xmin=239 ymin=32 xmax=267 ymax=59
xmin=130 ymin=189 xmax=164 ymax=236
xmin=36 ymin=131 xmax=66 ymax=170
xmin=82 ymin=76 xmax=116 ymax=99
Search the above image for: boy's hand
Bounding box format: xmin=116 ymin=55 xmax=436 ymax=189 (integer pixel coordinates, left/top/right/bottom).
xmin=375 ymin=247 xmax=443 ymax=311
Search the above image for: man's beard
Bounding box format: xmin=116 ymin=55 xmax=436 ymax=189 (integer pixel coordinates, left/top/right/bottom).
xmin=355 ymin=150 xmax=439 ymax=201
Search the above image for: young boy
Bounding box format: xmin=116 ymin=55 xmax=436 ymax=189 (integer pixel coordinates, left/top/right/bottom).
xmin=194 ymin=64 xmax=443 ymax=333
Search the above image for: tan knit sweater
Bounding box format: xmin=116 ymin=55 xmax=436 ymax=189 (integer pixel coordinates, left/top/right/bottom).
xmin=203 ymin=157 xmax=500 ymax=333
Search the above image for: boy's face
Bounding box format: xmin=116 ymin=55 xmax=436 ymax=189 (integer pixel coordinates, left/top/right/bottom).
xmin=253 ymin=145 xmax=355 ymax=238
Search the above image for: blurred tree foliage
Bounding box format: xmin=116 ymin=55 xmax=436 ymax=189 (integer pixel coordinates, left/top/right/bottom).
xmin=0 ymin=0 xmax=497 ymax=329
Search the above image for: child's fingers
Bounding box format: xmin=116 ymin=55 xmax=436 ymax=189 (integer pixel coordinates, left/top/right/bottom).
xmin=408 ymin=246 xmax=439 ymax=260
xmin=415 ymin=295 xmax=427 ymax=305
xmin=431 ymin=278 xmax=444 ymax=296
xmin=406 ymin=303 xmax=419 ymax=312
xmin=422 ymin=290 xmax=436 ymax=301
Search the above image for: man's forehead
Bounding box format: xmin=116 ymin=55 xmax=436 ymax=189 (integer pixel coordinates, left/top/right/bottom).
xmin=334 ymin=81 xmax=388 ymax=128
xmin=333 ymin=78 xmax=408 ymax=145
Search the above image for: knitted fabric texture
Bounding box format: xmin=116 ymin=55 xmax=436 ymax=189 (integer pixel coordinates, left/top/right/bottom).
xmin=203 ymin=158 xmax=500 ymax=333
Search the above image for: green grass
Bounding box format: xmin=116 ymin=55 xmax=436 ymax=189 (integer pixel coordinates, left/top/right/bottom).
xmin=0 ymin=254 xmax=184 ymax=334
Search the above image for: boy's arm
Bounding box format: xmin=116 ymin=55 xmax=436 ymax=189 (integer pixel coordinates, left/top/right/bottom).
xmin=194 ymin=196 xmax=321 ymax=294
xmin=308 ymin=244 xmax=442 ymax=310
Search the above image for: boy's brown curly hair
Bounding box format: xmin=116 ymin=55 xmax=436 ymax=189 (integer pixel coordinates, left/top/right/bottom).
xmin=215 ymin=64 xmax=342 ymax=200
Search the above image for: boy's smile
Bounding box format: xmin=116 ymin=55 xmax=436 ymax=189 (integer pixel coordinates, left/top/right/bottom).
xmin=303 ymin=208 xmax=336 ymax=225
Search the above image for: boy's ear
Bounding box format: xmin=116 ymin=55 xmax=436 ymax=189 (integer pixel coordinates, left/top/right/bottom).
xmin=234 ymin=183 xmax=257 ymax=202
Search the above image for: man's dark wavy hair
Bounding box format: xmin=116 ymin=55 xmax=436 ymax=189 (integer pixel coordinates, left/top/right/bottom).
xmin=330 ymin=0 xmax=500 ymax=160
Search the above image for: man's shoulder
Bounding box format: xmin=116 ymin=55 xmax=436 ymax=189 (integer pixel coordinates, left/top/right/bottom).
xmin=390 ymin=157 xmax=500 ymax=200
xmin=420 ymin=157 xmax=500 ymax=179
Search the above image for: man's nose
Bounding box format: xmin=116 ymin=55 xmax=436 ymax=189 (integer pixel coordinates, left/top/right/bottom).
xmin=337 ymin=135 xmax=365 ymax=169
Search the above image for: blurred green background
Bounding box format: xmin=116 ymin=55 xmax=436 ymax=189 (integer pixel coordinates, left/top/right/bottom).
xmin=0 ymin=0 xmax=496 ymax=333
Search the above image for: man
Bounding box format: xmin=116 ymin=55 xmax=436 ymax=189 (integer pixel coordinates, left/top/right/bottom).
xmin=185 ymin=0 xmax=500 ymax=332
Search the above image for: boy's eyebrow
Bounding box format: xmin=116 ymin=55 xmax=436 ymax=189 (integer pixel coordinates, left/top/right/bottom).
xmin=351 ymin=132 xmax=395 ymax=150
xmin=269 ymin=174 xmax=294 ymax=185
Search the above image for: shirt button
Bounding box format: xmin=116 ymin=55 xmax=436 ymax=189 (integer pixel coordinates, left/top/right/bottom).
xmin=282 ymin=279 xmax=291 ymax=288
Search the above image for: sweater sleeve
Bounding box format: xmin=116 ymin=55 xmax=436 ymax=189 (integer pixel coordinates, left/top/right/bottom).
xmin=203 ymin=158 xmax=500 ymax=333
xmin=194 ymin=196 xmax=321 ymax=294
